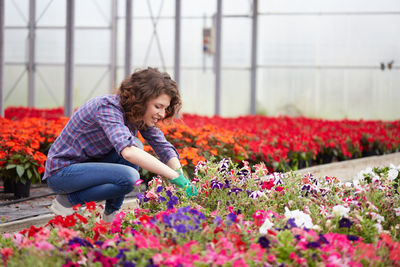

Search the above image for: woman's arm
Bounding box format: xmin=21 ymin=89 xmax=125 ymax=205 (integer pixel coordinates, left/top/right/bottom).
xmin=165 ymin=156 xmax=182 ymax=171
xmin=121 ymin=145 xmax=180 ymax=180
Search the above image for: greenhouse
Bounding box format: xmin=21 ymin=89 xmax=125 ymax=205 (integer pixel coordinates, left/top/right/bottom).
xmin=1 ymin=1 xmax=400 ymax=266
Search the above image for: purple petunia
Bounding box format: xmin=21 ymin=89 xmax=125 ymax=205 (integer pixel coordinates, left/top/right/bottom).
xmin=211 ymin=179 xmax=224 ymax=189
xmin=224 ymin=179 xmax=231 ymax=189
xmin=174 ymin=224 xmax=187 ymax=233
xmin=285 ymin=218 xmax=297 ymax=229
xmin=218 ymin=158 xmax=230 ymax=176
xmin=339 ymin=217 xmax=353 ymax=228
xmin=237 ymin=169 xmax=250 ymax=180
xmin=116 ymin=248 xmax=129 ymax=260
xmin=306 ymin=241 xmax=321 ymax=249
xmin=257 ymin=236 xmax=270 ymax=248
xmin=229 ymin=188 xmax=243 ymax=194
xmin=68 ymin=237 xmax=94 ymax=248
xmin=347 ymin=235 xmax=359 ymax=241
xmin=214 ymin=216 xmax=222 ymax=225
xmin=227 ymin=213 xmax=237 ymax=223
xmin=156 ymin=186 xmax=163 ymax=193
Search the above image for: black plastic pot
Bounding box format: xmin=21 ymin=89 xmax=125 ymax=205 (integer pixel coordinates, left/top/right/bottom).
xmin=14 ymin=180 xmax=31 ymax=198
xmin=3 ymin=178 xmax=16 ymax=193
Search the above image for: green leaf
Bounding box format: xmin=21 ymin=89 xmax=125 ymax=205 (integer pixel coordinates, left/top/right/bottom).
xmin=27 ymin=169 xmax=32 ymax=179
xmin=6 ymin=164 xmax=16 ymax=170
xmin=16 ymin=165 xmax=25 ymax=177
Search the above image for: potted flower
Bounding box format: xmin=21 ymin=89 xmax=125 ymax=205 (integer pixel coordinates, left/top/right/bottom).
xmin=0 ymin=133 xmax=46 ymax=199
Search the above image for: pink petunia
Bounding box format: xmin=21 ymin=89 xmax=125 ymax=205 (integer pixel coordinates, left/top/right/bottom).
xmin=34 ymin=241 xmax=54 ymax=250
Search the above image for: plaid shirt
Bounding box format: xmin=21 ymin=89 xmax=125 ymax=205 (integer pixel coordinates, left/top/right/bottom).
xmin=43 ymin=95 xmax=179 ymax=179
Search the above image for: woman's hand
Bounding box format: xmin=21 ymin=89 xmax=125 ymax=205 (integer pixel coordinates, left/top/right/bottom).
xmin=169 ymin=173 xmax=198 ymax=198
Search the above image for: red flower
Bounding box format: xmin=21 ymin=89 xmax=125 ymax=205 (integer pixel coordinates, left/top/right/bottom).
xmin=74 ymin=213 xmax=88 ymax=224
xmin=72 ymin=204 xmax=82 ymax=211
xmin=138 ymin=214 xmax=152 ymax=225
xmin=64 ymin=214 xmax=77 ymax=227
xmin=91 ymin=222 xmax=108 ymax=241
xmin=20 ymin=225 xmax=43 ymax=238
xmin=261 ymin=180 xmax=275 ymax=190
xmin=85 ymin=201 xmax=96 ymax=212
xmin=275 ymin=186 xmax=284 ymax=192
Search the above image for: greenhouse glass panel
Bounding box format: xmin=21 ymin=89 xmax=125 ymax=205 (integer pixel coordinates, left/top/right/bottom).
xmin=4 ymin=66 xmax=28 ymax=107
xmin=259 ymin=16 xmax=319 ymax=66
xmin=257 ymin=69 xmax=317 ymax=117
xmin=181 ymin=19 xmax=213 ymax=67
xmin=36 ymin=29 xmax=65 ymax=63
xmin=4 ymin=29 xmax=27 ymax=63
xmin=75 ymin=30 xmax=110 ymax=65
xmin=34 ymin=66 xmax=65 ymax=108
xmin=181 ymin=0 xmax=215 ymax=17
xmin=132 ymin=18 xmax=174 ymax=69
xmin=259 ymin=0 xmax=400 ymax=12
xmin=180 ymin=69 xmax=214 ymax=116
xmin=36 ymin=0 xmax=65 ymax=27
xmin=222 ymin=0 xmax=250 ymax=15
xmin=133 ymin=0 xmax=175 ymax=18
xmin=75 ymin=0 xmax=111 ymax=27
xmin=74 ymin=67 xmax=112 ymax=107
xmin=221 ymin=70 xmax=250 ymax=116
xmin=5 ymin=0 xmax=28 ymax=26
xmin=222 ymin=18 xmax=251 ymax=68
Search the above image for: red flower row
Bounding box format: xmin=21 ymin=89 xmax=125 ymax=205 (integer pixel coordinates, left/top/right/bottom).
xmin=2 ymin=107 xmax=400 ymax=173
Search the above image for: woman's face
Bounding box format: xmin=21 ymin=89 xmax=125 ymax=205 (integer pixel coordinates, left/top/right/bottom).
xmin=143 ymin=93 xmax=171 ymax=127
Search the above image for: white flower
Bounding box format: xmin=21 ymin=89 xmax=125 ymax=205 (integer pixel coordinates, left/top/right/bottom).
xmin=259 ymin=218 xmax=274 ymax=234
xmin=374 ymin=223 xmax=383 ymax=234
xmin=355 ymin=167 xmax=375 ymax=182
xmin=372 ymin=175 xmax=380 ymax=183
xmin=284 ymin=207 xmax=314 ymax=229
xmin=312 ymin=224 xmax=321 ymax=231
xmin=370 ymin=212 xmax=385 ymax=223
xmin=394 ymin=207 xmax=400 ymax=217
xmin=332 ymin=205 xmax=350 ymax=218
xmin=249 ymin=190 xmax=266 ymax=199
xmin=388 ymin=168 xmax=399 ymax=181
xmin=345 ymin=182 xmax=352 ymax=188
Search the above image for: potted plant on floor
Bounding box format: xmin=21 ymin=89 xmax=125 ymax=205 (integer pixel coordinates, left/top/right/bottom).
xmin=0 ymin=135 xmax=46 ymax=199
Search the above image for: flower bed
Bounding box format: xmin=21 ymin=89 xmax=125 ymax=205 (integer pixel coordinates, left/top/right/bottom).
xmin=181 ymin=114 xmax=400 ymax=171
xmin=1 ymin=160 xmax=399 ymax=266
xmin=2 ymin=107 xmax=400 ymax=184
xmin=5 ymin=107 xmax=64 ymax=120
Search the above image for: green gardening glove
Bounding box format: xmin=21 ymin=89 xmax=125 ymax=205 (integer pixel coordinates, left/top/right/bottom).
xmin=170 ymin=173 xmax=198 ymax=198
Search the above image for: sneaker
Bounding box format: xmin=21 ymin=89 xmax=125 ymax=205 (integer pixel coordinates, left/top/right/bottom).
xmin=50 ymin=195 xmax=74 ymax=216
xmin=103 ymin=210 xmax=117 ymax=223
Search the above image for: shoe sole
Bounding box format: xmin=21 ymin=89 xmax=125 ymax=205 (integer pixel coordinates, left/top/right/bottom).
xmin=50 ymin=200 xmax=74 ymax=217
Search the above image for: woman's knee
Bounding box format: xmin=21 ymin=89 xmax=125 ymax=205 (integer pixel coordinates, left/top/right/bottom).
xmin=117 ymin=166 xmax=140 ymax=192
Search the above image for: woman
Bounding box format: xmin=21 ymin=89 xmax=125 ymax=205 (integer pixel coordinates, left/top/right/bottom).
xmin=44 ymin=67 xmax=197 ymax=222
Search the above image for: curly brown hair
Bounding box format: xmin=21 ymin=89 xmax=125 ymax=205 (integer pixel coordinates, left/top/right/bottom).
xmin=118 ymin=67 xmax=182 ymax=129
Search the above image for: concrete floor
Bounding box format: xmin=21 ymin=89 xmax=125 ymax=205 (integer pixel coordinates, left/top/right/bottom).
xmin=297 ymin=152 xmax=400 ymax=183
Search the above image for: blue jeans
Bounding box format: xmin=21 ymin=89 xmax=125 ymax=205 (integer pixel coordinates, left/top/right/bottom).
xmin=47 ymin=138 xmax=143 ymax=214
